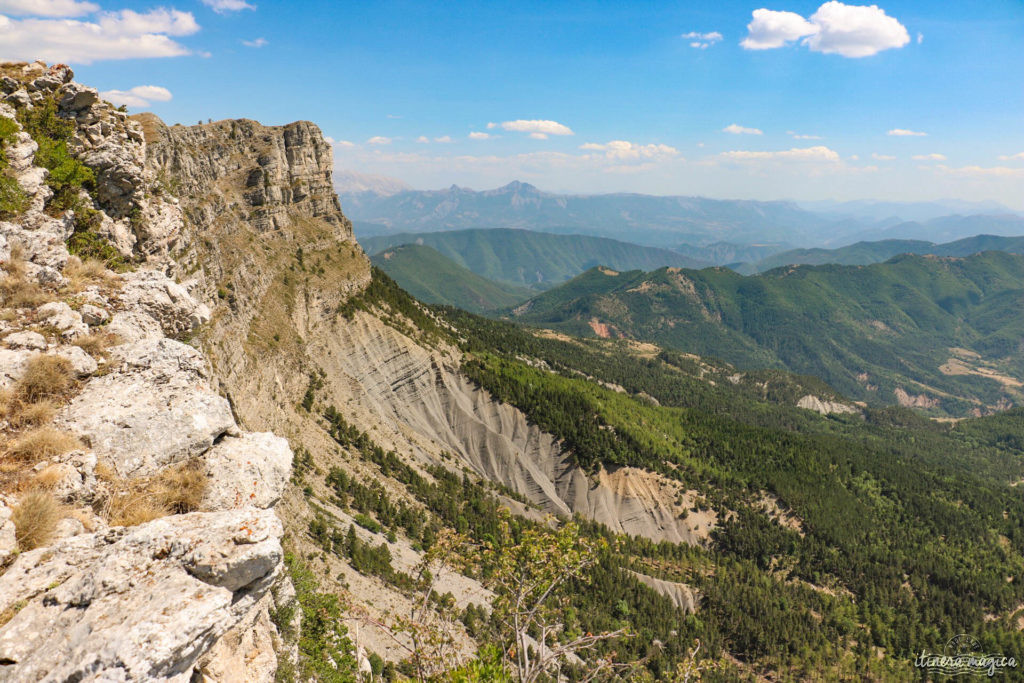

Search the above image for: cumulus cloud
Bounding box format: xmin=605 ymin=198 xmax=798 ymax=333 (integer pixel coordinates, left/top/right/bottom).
xmin=683 ymin=30 xmax=723 ymax=49
xmin=487 ymin=119 xmax=574 ymax=136
xmin=787 ymin=131 xmax=822 ymax=139
xmin=741 ymin=2 xmax=910 ymax=58
xmin=100 ymin=84 xmax=172 ymax=109
xmin=723 ymin=123 xmax=763 ymax=135
xmin=333 ymin=139 xmax=355 ymax=148
xmin=468 ymin=132 xmax=491 ymax=140
xmin=719 ymin=145 xmax=841 ymax=162
xmin=579 ymin=140 xmax=680 ymax=161
xmin=741 ymin=9 xmax=816 ymax=50
xmin=367 ymin=136 xmax=391 ymax=145
xmin=0 ymin=8 xmax=199 ymax=63
xmin=887 ymin=128 xmax=926 ymax=136
xmin=871 ymin=153 xmax=896 ymax=160
xmin=912 ymin=153 xmax=946 ymax=161
xmin=0 ymin=0 xmax=97 ymax=16
xmin=201 ymin=0 xmax=255 ymax=14
xmin=434 ymin=135 xmax=452 ymax=143
xmin=997 ymin=152 xmax=1024 ymax=161
xmin=242 ymin=37 xmax=267 ymax=47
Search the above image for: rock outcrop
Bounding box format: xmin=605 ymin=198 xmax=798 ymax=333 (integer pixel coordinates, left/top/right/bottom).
xmin=0 ymin=62 xmax=292 ymax=681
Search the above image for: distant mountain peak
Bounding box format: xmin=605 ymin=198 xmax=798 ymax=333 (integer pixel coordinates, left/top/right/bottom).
xmin=334 ymin=169 xmax=411 ymax=196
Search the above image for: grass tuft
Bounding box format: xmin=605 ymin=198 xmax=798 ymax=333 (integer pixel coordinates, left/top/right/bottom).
xmin=12 ymin=489 xmax=61 ymax=551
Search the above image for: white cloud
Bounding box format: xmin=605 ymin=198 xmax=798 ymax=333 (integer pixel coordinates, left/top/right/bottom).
xmin=201 ymin=0 xmax=255 ymax=14
xmin=434 ymin=135 xmax=452 ymax=143
xmin=683 ymin=30 xmax=723 ymax=49
xmin=0 ymin=8 xmax=200 ymax=64
xmin=741 ymin=9 xmax=816 ymax=50
xmin=719 ymin=145 xmax=841 ymax=162
xmin=787 ymin=131 xmax=822 ymax=139
xmin=242 ymin=37 xmax=267 ymax=48
xmin=529 ymin=132 xmax=548 ymax=140
xmin=871 ymin=153 xmax=896 ymax=160
xmin=367 ymin=136 xmax=391 ymax=145
xmin=0 ymin=0 xmax=97 ymax=17
xmin=917 ymin=32 xmax=923 ymax=44
xmin=723 ymin=123 xmax=763 ymax=135
xmin=415 ymin=136 xmax=429 ymax=143
xmin=333 ymin=140 xmax=354 ymax=148
xmin=99 ymin=85 xmax=171 ymax=109
xmin=488 ymin=119 xmax=574 ymax=136
xmin=579 ymin=140 xmax=680 ymax=161
xmin=468 ymin=132 xmax=491 ymax=140
xmin=741 ymin=2 xmax=910 ymax=58
xmin=912 ymin=153 xmax=946 ymax=161
xmin=997 ymin=152 xmax=1024 ymax=161
xmin=888 ymin=128 xmax=926 ymax=137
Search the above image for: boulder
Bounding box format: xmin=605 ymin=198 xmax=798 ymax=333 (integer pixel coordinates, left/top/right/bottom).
xmin=36 ymin=301 xmax=88 ymax=339
xmin=79 ymin=303 xmax=110 ymax=325
xmin=106 ymin=309 xmax=163 ymax=344
xmin=0 ymin=500 xmax=17 ymax=565
xmin=0 ymin=347 xmax=30 ymax=388
xmin=117 ymin=269 xmax=211 ymax=338
xmin=203 ymin=433 xmax=293 ymax=511
xmin=52 ymin=344 xmax=98 ymax=377
xmin=0 ymin=508 xmax=283 ymax=681
xmin=3 ymin=330 xmax=46 ymax=350
xmin=58 ymin=338 xmax=235 ymax=478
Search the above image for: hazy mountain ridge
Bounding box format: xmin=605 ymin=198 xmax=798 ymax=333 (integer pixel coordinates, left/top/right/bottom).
xmin=343 ymin=181 xmax=843 ymax=247
xmin=744 ymin=233 xmax=1024 ymax=273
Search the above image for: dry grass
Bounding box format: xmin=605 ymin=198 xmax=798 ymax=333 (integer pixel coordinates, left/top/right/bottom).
xmin=17 ymin=355 xmax=73 ymax=402
xmin=6 ymin=399 xmax=56 ymax=429
xmin=5 ymin=426 xmax=83 ymax=462
xmin=95 ymin=459 xmax=208 ymax=527
xmin=31 ymin=464 xmax=64 ymax=489
xmin=12 ymin=489 xmax=61 ymax=551
xmin=72 ymin=331 xmax=119 ymax=357
xmin=63 ymin=256 xmax=117 ymax=293
xmin=154 ymin=461 xmax=208 ymax=514
xmin=0 ymin=251 xmax=54 ymax=309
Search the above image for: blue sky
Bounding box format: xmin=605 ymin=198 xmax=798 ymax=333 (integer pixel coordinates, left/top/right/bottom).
xmin=2 ymin=0 xmax=1022 ymax=206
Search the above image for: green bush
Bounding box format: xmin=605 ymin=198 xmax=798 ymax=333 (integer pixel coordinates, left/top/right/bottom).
xmin=0 ymin=116 xmax=27 ymax=219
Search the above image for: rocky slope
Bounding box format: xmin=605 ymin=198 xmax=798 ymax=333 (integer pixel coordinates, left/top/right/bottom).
xmin=0 ymin=62 xmax=292 ymax=681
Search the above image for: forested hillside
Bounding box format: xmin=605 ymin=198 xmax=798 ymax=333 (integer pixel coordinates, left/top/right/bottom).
xmin=361 ymin=227 xmax=705 ymax=288
xmin=510 ymin=252 xmax=1024 ymax=416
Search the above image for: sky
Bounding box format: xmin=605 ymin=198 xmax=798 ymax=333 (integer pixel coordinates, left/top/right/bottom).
xmin=1 ymin=0 xmax=1022 ymax=207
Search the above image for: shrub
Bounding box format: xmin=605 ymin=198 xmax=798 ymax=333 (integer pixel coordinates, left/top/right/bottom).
xmin=105 ymin=490 xmax=167 ymax=527
xmin=12 ymin=490 xmax=61 ymax=551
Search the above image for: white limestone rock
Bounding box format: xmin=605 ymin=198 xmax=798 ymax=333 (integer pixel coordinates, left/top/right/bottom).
xmin=117 ymin=269 xmax=211 ymax=337
xmin=36 ymin=301 xmax=88 ymax=339
xmin=0 ymin=508 xmax=283 ymax=682
xmin=203 ymin=432 xmax=293 ymax=511
xmin=0 ymin=347 xmax=30 ymax=388
xmin=80 ymin=303 xmax=110 ymax=325
xmin=3 ymin=330 xmax=46 ymax=350
xmin=53 ymin=344 xmax=98 ymax=377
xmin=105 ymin=309 xmax=163 ymax=344
xmin=58 ymin=338 xmax=235 ymax=478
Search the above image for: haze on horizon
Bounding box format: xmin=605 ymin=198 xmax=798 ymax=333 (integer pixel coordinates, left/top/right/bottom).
xmin=2 ymin=0 xmax=1021 ymax=208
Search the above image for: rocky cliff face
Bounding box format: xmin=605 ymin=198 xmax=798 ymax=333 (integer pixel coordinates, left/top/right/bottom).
xmin=0 ymin=62 xmax=292 ymax=681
